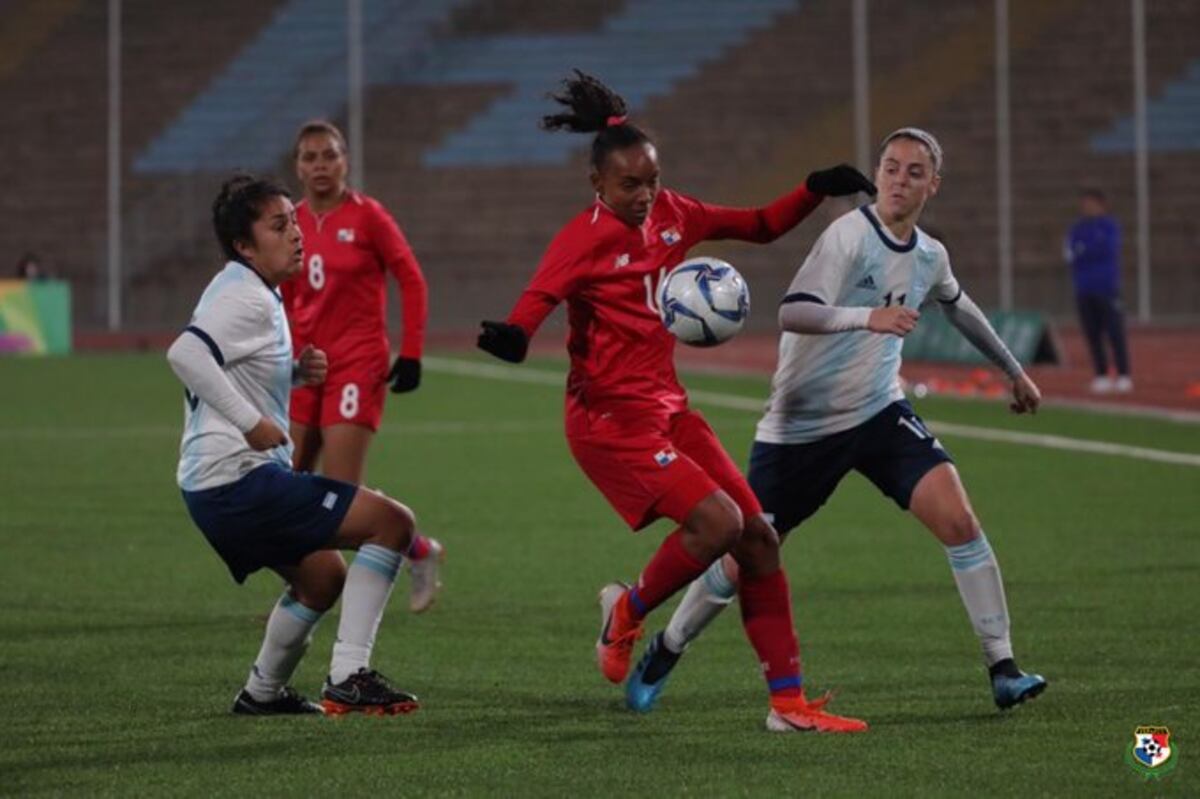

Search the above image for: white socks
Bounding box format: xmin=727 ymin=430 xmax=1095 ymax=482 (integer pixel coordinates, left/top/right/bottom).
xmin=944 ymin=532 xmax=1014 ymax=666
xmin=663 ymin=556 xmax=738 ymax=653
xmin=245 ymin=593 xmax=323 ymax=701
xmin=329 ymin=544 xmax=403 ymax=684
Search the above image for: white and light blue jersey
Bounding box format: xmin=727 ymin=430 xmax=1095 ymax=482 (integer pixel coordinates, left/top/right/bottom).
xmin=177 ymin=261 xmax=293 ymax=491
xmin=756 ymin=205 xmax=960 ymax=444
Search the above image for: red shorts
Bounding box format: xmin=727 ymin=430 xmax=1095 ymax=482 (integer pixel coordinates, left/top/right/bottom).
xmin=567 ymin=406 xmax=762 ymax=531
xmin=290 ymin=352 xmax=388 ymax=431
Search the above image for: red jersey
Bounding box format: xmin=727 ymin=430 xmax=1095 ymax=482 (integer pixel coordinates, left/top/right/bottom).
xmin=283 ymin=191 xmax=428 ymax=369
xmin=507 ymin=185 xmax=822 ymax=422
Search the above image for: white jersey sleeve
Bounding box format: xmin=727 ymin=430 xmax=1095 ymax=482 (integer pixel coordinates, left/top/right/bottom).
xmin=927 ymin=239 xmax=961 ymax=304
xmin=174 ymin=262 xmax=294 ymax=491
xmin=189 ymin=285 xmax=278 ymax=365
xmin=783 ymin=215 xmax=863 ymax=305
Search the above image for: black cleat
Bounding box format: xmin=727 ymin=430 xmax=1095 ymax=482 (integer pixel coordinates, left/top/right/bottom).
xmin=231 ymin=686 xmax=324 ymax=716
xmin=321 ymin=668 xmax=420 ymax=716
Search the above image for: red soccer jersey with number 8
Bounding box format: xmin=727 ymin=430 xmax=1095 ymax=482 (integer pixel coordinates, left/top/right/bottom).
xmin=283 ymin=191 xmax=428 ymax=373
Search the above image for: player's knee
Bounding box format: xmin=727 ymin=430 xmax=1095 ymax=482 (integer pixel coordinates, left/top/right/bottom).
xmin=375 ymin=495 xmax=416 ymax=551
xmin=711 ymin=501 xmax=744 ymax=554
xmin=744 ymin=515 xmax=780 ymax=552
xmin=942 ymin=510 xmax=981 ymax=546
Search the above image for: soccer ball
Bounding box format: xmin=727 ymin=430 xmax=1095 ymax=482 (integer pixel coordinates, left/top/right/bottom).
xmin=657 ymin=257 xmax=750 ymax=347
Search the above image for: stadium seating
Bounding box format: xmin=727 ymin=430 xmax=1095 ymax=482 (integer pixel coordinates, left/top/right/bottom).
xmin=3 ymin=0 xmax=1199 ymax=330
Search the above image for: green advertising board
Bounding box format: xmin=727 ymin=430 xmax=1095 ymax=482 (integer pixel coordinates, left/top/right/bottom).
xmin=902 ymin=309 xmax=1059 ymax=366
xmin=0 ymin=279 xmax=72 ymax=355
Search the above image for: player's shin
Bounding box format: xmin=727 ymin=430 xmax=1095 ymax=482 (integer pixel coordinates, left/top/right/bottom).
xmin=663 ymin=556 xmax=737 ymax=653
xmin=738 ymin=568 xmax=803 ymax=698
xmin=245 ymin=593 xmax=323 ymax=701
xmin=627 ymin=528 xmax=710 ymax=620
xmin=944 ymin=532 xmax=1013 ymax=665
xmin=329 ymin=544 xmax=402 ymax=683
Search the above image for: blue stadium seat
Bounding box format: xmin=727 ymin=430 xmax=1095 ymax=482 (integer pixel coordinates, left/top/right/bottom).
xmin=134 ymin=0 xmax=800 ymax=173
xmin=1091 ymin=60 xmax=1200 ymax=152
xmin=413 ymin=0 xmax=800 ymax=167
xmin=133 ymin=0 xmax=468 ymax=173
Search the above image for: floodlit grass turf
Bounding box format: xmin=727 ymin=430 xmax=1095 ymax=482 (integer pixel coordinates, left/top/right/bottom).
xmin=1 ymin=352 xmax=1196 ymax=797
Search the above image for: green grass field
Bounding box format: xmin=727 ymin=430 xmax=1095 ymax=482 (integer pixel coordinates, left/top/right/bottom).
xmin=1 ymin=352 xmax=1196 ymax=797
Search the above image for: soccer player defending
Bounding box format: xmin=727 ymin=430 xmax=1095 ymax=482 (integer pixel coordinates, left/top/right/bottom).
xmin=632 ymin=128 xmax=1048 ymax=713
xmin=477 ymin=71 xmax=876 ymax=732
xmin=282 ymin=120 xmax=443 ymax=613
xmin=169 ymin=175 xmax=428 ymax=716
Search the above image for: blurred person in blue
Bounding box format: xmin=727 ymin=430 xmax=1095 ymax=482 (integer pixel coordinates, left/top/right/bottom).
xmin=1064 ymin=188 xmax=1131 ymax=393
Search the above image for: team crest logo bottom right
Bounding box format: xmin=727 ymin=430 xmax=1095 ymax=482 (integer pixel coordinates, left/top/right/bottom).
xmin=1125 ymin=725 xmax=1178 ymax=780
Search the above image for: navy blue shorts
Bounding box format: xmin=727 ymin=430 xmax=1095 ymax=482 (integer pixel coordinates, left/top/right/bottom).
xmin=748 ymin=400 xmax=953 ymax=535
xmin=182 ymin=463 xmax=357 ymax=584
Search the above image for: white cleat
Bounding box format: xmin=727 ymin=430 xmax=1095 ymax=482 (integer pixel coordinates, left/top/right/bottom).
xmin=407 ymin=539 xmax=444 ymax=613
xmin=1089 ymin=375 xmax=1114 ymax=394
xmin=1114 ymin=375 xmax=1133 ymax=393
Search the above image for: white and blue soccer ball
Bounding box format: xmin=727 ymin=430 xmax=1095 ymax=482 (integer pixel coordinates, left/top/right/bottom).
xmin=657 ymin=257 xmax=750 ymax=347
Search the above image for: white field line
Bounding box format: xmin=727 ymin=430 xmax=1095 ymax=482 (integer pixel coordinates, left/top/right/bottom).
xmin=0 ymin=419 xmax=555 ymax=440
xmin=424 ymin=357 xmax=1200 ymax=468
xmin=4 ymin=357 xmax=1194 ymax=467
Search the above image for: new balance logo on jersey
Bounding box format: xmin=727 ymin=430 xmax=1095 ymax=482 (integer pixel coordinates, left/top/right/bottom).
xmin=855 ymin=274 xmax=877 ymax=290
xmin=661 ymin=228 xmax=681 ymax=246
xmin=614 ymin=253 xmax=631 ymax=269
xmin=653 ymin=449 xmax=677 ymax=467
xmin=337 ymin=228 xmax=355 ymax=243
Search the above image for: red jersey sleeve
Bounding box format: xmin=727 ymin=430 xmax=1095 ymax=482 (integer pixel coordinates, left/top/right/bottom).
xmin=506 ymin=222 xmax=592 ymax=339
xmin=676 ymin=184 xmax=823 ymax=244
xmin=368 ymin=200 xmax=428 ymax=359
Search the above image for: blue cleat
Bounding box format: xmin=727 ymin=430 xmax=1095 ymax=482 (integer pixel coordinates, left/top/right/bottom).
xmin=991 ymin=668 xmax=1047 ymax=710
xmin=625 ymin=631 xmax=682 ymax=713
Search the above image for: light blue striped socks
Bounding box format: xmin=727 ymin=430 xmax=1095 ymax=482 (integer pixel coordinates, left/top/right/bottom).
xmin=245 ymin=593 xmax=324 ymax=701
xmin=330 ymin=544 xmax=403 ymax=684
xmin=944 ymin=532 xmax=1013 ymax=665
xmin=663 ymin=556 xmax=738 ymax=653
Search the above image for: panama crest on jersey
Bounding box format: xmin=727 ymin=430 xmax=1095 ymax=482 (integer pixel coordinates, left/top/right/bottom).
xmin=660 ymin=228 xmax=681 ymax=246
xmin=337 ymin=228 xmax=355 ymax=243
xmin=653 ymin=448 xmax=678 ymax=467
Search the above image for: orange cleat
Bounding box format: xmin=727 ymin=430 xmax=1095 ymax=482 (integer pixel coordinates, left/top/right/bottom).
xmin=595 ymin=581 xmax=644 ymax=684
xmin=766 ymin=693 xmax=868 ymax=734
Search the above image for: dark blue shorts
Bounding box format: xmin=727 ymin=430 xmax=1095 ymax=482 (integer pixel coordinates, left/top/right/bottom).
xmin=182 ymin=463 xmax=357 ymax=584
xmin=748 ymin=400 xmax=953 ymax=535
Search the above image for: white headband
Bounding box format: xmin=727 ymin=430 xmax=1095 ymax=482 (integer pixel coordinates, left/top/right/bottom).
xmin=880 ymin=127 xmax=943 ymax=174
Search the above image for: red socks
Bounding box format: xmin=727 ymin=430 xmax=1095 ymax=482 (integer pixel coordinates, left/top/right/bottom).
xmin=739 ymin=568 xmax=803 ymax=698
xmin=627 ymin=528 xmax=709 ymax=619
xmin=405 ymin=535 xmax=432 ymax=561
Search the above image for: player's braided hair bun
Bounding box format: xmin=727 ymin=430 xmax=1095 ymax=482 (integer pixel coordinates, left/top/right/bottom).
xmin=542 ymin=69 xmax=652 ymax=170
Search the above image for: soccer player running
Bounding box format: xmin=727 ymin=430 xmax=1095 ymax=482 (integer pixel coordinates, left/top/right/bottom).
xmin=282 ymin=120 xmax=443 ymax=613
xmin=169 ymin=175 xmax=429 ymax=716
xmin=476 ymin=71 xmax=875 ymax=733
xmin=632 ymin=128 xmax=1048 ymax=713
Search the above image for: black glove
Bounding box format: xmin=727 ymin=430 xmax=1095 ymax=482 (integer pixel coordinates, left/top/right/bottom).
xmin=806 ymin=164 xmax=877 ymax=197
xmin=387 ymin=356 xmax=421 ymax=393
xmin=477 ymin=320 xmax=528 ymax=363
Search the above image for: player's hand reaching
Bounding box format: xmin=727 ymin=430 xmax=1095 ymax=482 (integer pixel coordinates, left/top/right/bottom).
xmin=806 ymin=164 xmax=877 ymax=197
xmin=388 ymin=356 xmax=421 ymax=393
xmin=1010 ymin=373 xmax=1041 ymax=415
xmin=477 ymin=320 xmax=529 ymax=363
xmin=867 ymin=306 xmax=920 ymax=337
xmin=295 ymin=344 xmax=328 ymax=386
xmin=244 ymin=417 xmax=288 ymax=451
